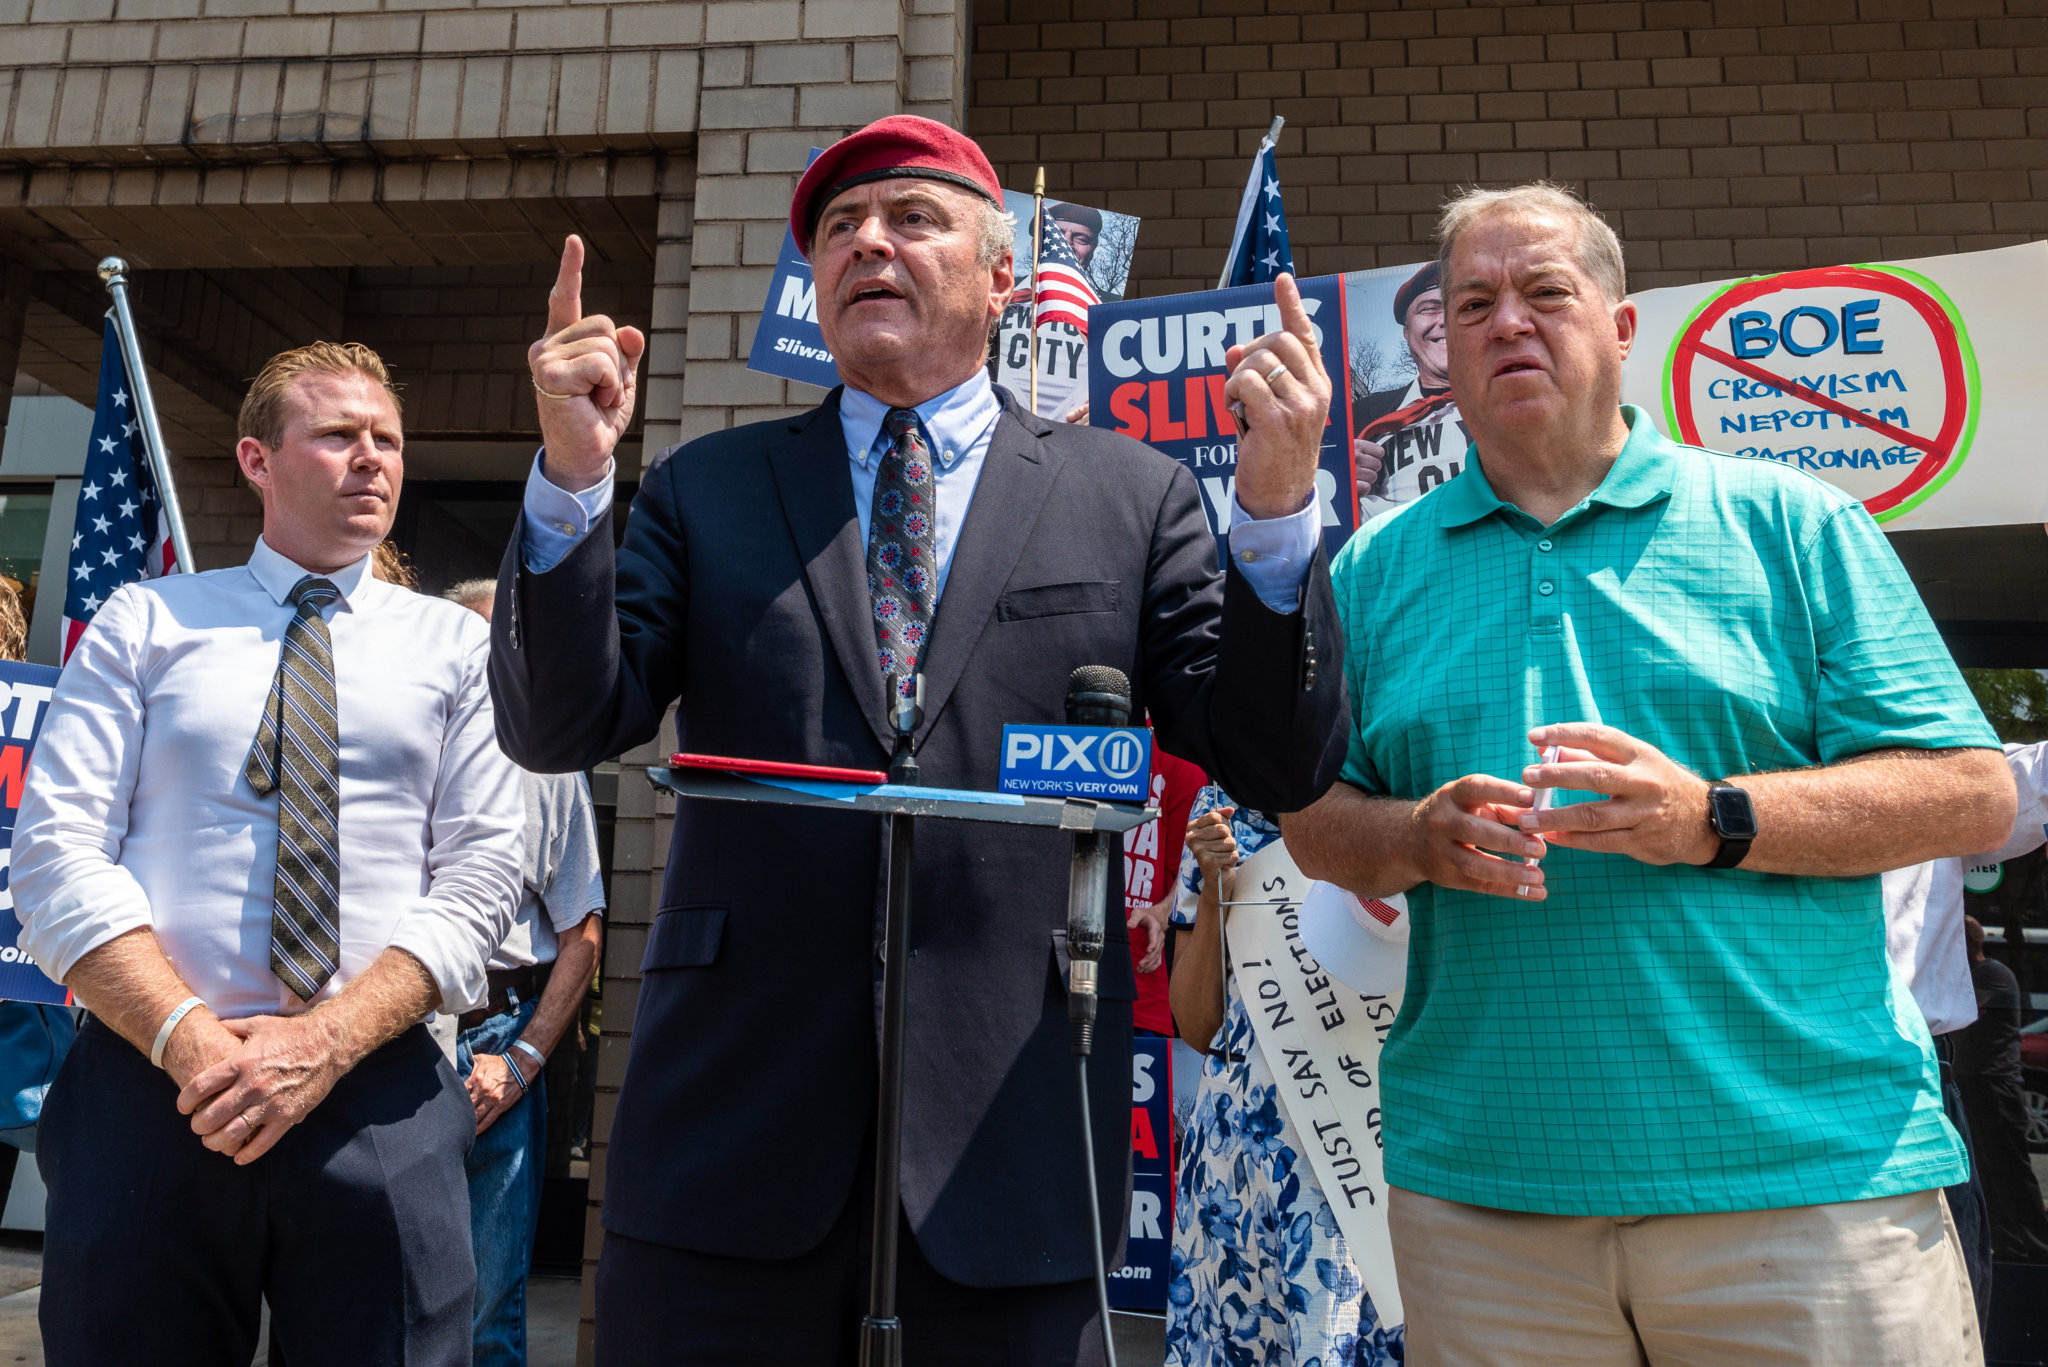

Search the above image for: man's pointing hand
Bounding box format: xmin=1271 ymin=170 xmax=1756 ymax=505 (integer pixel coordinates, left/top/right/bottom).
xmin=1225 ymin=273 xmax=1331 ymax=521
xmin=530 ymin=234 xmax=646 ymax=493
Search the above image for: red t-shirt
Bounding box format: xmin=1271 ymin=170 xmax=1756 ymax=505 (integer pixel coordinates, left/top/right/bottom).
xmin=1124 ymin=740 xmax=1206 ymax=1035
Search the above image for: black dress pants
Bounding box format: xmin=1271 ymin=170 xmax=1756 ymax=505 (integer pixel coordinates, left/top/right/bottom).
xmin=38 ymin=1018 xmax=476 ymax=1367
xmin=594 ymin=1165 xmax=1107 ymax=1367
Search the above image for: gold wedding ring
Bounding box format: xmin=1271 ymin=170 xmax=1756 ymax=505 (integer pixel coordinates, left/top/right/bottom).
xmin=1264 ymin=362 xmax=1290 ymax=386
xmin=533 ymin=381 xmax=579 ymax=401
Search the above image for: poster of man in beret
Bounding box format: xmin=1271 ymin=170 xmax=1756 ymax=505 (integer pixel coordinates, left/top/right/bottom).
xmin=1347 ymin=260 xmax=1472 ymax=524
xmin=994 ymin=194 xmax=1141 ymax=420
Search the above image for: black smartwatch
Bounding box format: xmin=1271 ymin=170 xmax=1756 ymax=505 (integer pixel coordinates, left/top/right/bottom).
xmin=1704 ymin=780 xmax=1757 ymax=869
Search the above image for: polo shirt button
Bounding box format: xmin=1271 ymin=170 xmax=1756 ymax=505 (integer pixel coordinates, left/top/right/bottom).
xmin=1538 ymin=539 xmax=1554 ymax=552
xmin=1239 ymin=550 xmax=1259 ymax=564
xmin=1538 ymin=581 xmax=1555 ymax=596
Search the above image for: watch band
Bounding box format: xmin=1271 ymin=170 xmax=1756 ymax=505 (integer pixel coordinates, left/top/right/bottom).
xmin=1705 ymin=779 xmax=1753 ymax=870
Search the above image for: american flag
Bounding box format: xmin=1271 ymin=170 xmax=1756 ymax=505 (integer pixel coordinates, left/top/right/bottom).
xmin=1222 ymin=139 xmax=1296 ymax=288
xmin=62 ymin=322 xmax=175 ymax=661
xmin=1030 ymin=201 xmax=1103 ymax=335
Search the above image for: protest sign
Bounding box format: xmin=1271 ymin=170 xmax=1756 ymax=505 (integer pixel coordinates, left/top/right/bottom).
xmin=1622 ymin=240 xmax=2048 ymax=529
xmin=1109 ymin=1033 xmax=1172 ymax=1313
xmin=0 ymin=660 xmax=66 ymax=1006
xmin=746 ymin=157 xmax=1138 ymax=417
xmin=1088 ymin=276 xmax=1358 ymax=562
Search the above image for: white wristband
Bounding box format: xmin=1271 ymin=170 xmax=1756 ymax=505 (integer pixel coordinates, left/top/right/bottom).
xmin=510 ymin=1039 xmax=548 ymax=1074
xmin=150 ymin=995 xmax=206 ymax=1069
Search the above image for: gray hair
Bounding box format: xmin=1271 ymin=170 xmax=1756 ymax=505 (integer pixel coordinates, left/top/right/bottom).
xmin=443 ymin=578 xmax=496 ymax=612
xmin=1434 ymin=182 xmax=1626 ymax=304
xmin=977 ymin=197 xmax=1017 ymax=269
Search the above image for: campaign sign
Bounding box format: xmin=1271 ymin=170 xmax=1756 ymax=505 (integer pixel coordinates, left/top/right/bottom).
xmin=998 ymin=725 xmax=1150 ymax=801
xmin=1089 ymin=276 xmax=1357 ymax=564
xmin=1109 ymin=1033 xmax=1172 ymax=1313
xmin=745 ymin=150 xmax=841 ymax=392
xmin=0 ymin=660 xmax=66 ymax=1006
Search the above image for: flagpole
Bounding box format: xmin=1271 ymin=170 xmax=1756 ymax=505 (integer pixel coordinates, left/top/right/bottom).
xmin=1218 ymin=116 xmax=1286 ymax=290
xmin=1030 ymin=167 xmax=1048 ymax=417
xmin=96 ymin=258 xmax=193 ymax=576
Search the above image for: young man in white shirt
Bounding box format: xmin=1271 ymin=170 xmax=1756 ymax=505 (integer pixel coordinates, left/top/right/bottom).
xmin=13 ymin=342 xmax=525 ymax=1367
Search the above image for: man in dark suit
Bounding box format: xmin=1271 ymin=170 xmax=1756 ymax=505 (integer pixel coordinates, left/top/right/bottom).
xmin=490 ymin=116 xmax=1348 ymax=1366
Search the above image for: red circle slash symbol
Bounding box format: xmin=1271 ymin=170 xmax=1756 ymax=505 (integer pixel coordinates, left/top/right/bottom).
xmin=1669 ymin=266 xmax=1970 ymax=517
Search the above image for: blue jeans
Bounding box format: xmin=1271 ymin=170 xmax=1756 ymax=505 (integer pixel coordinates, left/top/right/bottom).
xmin=457 ymin=998 xmax=547 ymax=1367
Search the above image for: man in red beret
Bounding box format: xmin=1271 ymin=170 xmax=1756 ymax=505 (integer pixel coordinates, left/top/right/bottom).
xmin=1353 ymin=259 xmax=1467 ymax=522
xmin=490 ymin=114 xmax=1350 ymax=1365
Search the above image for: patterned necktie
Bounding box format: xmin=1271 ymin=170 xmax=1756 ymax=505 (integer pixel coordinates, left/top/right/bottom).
xmin=245 ymin=576 xmax=343 ymax=1001
xmin=868 ymin=409 xmax=938 ymax=700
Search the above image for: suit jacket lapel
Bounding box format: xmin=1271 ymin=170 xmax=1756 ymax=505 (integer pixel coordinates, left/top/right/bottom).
xmin=917 ymin=394 xmax=1064 ymax=741
xmin=769 ymin=392 xmax=894 ymax=753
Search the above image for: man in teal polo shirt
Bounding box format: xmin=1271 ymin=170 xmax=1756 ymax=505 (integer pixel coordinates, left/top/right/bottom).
xmin=1286 ymin=184 xmax=2015 ymax=1366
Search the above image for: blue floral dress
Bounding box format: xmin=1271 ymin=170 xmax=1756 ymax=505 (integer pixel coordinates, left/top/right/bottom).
xmin=1165 ymin=786 xmax=1404 ymax=1367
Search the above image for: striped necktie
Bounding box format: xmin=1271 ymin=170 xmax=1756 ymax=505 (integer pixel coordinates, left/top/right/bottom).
xmin=868 ymin=408 xmax=938 ymax=699
xmin=245 ymin=576 xmax=343 ymax=1001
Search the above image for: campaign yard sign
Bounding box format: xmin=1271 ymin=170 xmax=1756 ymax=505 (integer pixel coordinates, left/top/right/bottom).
xmin=746 ymin=159 xmax=1139 ymax=417
xmin=0 ymin=660 xmax=66 ymax=1005
xmin=1088 ymin=276 xmax=1358 ymax=564
xmin=1623 ymin=240 xmax=2048 ymax=530
xmin=1108 ymin=1032 xmax=1172 ymax=1313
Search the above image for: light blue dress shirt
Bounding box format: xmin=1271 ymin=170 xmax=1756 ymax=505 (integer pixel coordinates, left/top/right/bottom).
xmin=520 ymin=370 xmax=1319 ymax=611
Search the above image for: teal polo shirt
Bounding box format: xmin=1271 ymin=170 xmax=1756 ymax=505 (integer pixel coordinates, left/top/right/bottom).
xmin=1330 ymin=406 xmax=1994 ymax=1217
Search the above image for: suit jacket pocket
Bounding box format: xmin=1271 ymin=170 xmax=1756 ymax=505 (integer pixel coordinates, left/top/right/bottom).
xmin=997 ymin=580 xmax=1121 ymax=622
xmin=642 ymin=904 xmax=729 ymax=971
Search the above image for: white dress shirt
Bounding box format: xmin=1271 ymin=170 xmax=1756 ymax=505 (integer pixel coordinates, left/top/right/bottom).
xmin=1881 ymin=859 xmax=1976 ymax=1036
xmin=520 ymin=370 xmax=1321 ymax=611
xmin=1879 ymin=740 xmax=2048 ymax=1036
xmin=13 ymin=539 xmax=524 ymax=1019
xmin=492 ymin=770 xmax=607 ymax=972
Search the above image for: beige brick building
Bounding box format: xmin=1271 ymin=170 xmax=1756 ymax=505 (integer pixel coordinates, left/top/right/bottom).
xmin=3 ymin=0 xmax=2044 ymax=1357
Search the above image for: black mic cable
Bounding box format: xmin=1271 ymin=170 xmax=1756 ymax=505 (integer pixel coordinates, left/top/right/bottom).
xmin=1062 ymin=664 xmax=1132 ymax=1367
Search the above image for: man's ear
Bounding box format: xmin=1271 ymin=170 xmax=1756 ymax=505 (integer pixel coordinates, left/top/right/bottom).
xmin=236 ymin=436 xmax=273 ymax=494
xmin=1612 ymin=297 xmax=1639 ymax=362
xmin=988 ymin=249 xmax=1016 ymax=331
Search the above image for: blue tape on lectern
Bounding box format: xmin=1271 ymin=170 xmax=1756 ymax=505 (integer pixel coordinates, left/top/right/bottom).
xmin=997 ymin=725 xmax=1151 ymax=801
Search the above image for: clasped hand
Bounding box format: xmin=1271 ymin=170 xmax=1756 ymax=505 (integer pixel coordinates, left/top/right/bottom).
xmin=1411 ymin=723 xmax=1716 ymax=901
xmin=170 ymin=1012 xmax=348 ymax=1166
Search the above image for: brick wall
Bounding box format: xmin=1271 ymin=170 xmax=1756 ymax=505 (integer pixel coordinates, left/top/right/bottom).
xmin=968 ymin=0 xmax=2048 ymax=297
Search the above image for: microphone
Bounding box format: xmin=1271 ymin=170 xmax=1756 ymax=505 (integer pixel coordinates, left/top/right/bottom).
xmin=1063 ymin=666 xmax=1130 ymax=1056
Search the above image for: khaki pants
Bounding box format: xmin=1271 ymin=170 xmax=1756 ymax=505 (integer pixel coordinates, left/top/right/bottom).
xmin=1388 ymin=1186 xmax=1981 ymax=1367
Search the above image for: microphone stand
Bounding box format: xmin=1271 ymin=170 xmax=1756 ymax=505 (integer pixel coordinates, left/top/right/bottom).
xmin=861 ymin=673 xmax=923 ymax=1367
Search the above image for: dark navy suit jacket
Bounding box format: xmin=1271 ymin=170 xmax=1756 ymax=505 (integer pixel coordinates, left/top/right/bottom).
xmin=489 ymin=388 xmax=1348 ymax=1288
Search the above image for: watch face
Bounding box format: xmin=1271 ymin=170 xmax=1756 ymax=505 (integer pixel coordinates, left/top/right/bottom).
xmin=1710 ymin=786 xmax=1759 ymax=840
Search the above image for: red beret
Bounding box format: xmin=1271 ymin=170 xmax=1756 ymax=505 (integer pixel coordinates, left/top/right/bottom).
xmin=791 ymin=116 xmax=1003 ymax=258
xmin=1393 ymin=260 xmax=1443 ymax=325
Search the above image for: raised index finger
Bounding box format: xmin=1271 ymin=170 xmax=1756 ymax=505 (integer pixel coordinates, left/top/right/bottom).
xmin=547 ymin=235 xmax=586 ymax=336
xmin=1270 ymin=273 xmax=1324 ymax=374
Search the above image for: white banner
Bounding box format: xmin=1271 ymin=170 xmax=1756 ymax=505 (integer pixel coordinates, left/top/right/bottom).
xmin=1620 ymin=240 xmax=2048 ymax=531
xmin=1225 ymin=840 xmax=1404 ymax=1326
